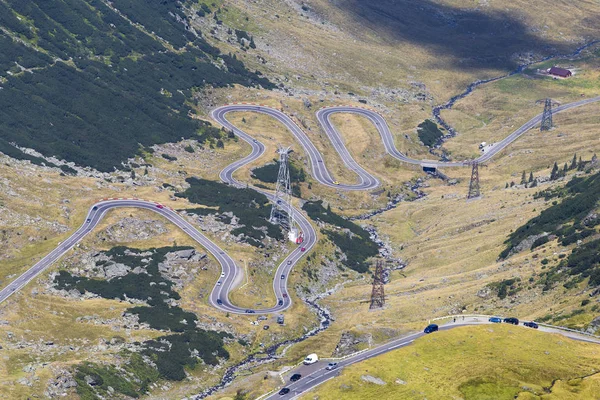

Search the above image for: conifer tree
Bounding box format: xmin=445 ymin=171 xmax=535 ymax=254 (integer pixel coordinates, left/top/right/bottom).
xmin=570 ymin=153 xmax=577 ymax=170
xmin=528 ymin=172 xmax=534 ymax=183
xmin=521 ymin=171 xmax=527 ymax=185
xmin=550 ymin=162 xmax=559 ymax=180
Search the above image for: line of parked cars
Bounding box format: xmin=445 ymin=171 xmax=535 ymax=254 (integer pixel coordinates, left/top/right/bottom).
xmin=424 ymin=316 xmax=539 ymax=335
xmin=489 ymin=316 xmax=538 ymax=329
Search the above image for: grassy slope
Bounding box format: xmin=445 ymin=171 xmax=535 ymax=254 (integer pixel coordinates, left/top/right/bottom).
xmin=442 ymin=47 xmax=600 ymax=161
xmin=217 ymin=0 xmax=600 ymax=100
xmin=303 ymin=325 xmax=600 ymax=400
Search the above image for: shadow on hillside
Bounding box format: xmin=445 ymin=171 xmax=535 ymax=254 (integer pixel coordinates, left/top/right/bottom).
xmin=336 ymin=0 xmax=574 ymax=70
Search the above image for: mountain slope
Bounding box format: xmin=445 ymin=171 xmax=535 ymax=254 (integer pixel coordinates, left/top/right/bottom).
xmin=0 ymin=0 xmax=272 ymax=172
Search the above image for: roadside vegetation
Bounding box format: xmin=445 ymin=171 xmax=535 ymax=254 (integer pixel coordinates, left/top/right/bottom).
xmin=177 ymin=177 xmax=284 ymax=246
xmin=251 ymin=159 xmax=307 ymax=196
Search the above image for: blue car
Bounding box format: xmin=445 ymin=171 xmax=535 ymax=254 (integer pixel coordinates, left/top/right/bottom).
xmin=424 ymin=324 xmax=438 ymax=334
xmin=489 ymin=317 xmax=502 ymax=323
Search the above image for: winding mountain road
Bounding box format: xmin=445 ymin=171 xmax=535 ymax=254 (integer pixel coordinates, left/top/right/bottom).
xmin=1 ymin=96 xmax=599 ymax=315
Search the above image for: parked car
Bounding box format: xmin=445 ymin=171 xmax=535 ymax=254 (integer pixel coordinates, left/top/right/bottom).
xmin=524 ymin=321 xmax=539 ymax=329
xmin=424 ymin=324 xmax=439 ymax=334
xmin=326 ymin=362 xmax=338 ymax=370
xmin=278 ymin=388 xmax=290 ymax=395
xmin=263 ymin=325 xmax=270 ymax=330
xmin=290 ymin=373 xmax=302 ymax=382
xmin=303 ymin=353 xmax=318 ymax=365
xmin=503 ymin=317 xmax=519 ymax=325
xmin=488 ymin=317 xmax=502 ymax=323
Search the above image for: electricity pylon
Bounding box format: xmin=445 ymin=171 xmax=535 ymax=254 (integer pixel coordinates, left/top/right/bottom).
xmin=369 ymin=260 xmax=385 ymax=310
xmin=269 ymin=146 xmax=295 ymax=233
xmin=541 ymin=98 xmax=553 ymax=131
xmin=467 ymin=162 xmax=481 ymax=200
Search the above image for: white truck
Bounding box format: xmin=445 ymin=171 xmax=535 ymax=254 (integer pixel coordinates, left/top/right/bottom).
xmin=303 ymin=353 xmax=318 ymax=365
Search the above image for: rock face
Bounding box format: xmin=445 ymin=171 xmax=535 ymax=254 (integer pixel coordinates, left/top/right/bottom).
xmin=45 ymin=370 xmax=78 ymax=398
xmin=332 ymin=331 xmax=372 ymax=357
xmin=99 ymin=217 xmax=168 ymax=242
xmin=361 ymin=375 xmax=386 ymax=385
xmin=586 ymin=315 xmax=600 ymax=334
xmin=509 ymin=233 xmax=548 ymax=256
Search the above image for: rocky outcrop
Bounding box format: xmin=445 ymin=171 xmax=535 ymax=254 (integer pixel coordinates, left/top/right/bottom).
xmin=98 ymin=217 xmax=168 ymax=243
xmin=45 ymin=369 xmax=78 ymax=398
xmin=586 ymin=315 xmax=600 ymax=334
xmin=361 ymin=375 xmax=386 ymax=385
xmin=332 ymin=331 xmax=372 ymax=357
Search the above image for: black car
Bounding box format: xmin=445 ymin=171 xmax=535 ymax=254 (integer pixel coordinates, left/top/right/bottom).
xmin=245 ymin=309 xmax=255 ymax=314
xmin=92 ymin=206 xmax=98 ymax=210
xmin=290 ymin=373 xmax=302 ymax=382
xmin=216 ymin=299 xmax=223 ymax=305
xmin=279 ymin=388 xmax=290 ymax=395
xmin=281 ymin=274 xmax=285 ymax=280
xmin=503 ymin=317 xmax=519 ymax=325
xmin=278 ymin=299 xmax=284 ymax=306
xmin=524 ymin=321 xmax=538 ymax=329
xmin=424 ymin=324 xmax=438 ymax=334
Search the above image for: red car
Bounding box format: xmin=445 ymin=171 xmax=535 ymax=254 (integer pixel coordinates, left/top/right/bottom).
xmin=300 ymin=247 xmax=306 ymax=252
xmin=282 ymin=293 xmax=288 ymax=298
xmin=156 ymin=204 xmax=164 ymax=209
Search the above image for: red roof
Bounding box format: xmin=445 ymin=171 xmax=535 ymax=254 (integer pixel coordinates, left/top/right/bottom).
xmin=549 ymin=67 xmax=572 ymax=77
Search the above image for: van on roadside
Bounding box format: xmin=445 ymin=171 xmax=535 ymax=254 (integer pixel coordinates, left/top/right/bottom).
xmin=303 ymin=353 xmax=318 ymax=365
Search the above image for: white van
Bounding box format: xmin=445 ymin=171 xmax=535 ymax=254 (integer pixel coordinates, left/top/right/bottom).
xmin=303 ymin=353 xmax=318 ymax=365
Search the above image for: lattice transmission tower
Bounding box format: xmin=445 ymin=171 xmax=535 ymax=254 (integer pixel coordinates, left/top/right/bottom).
xmin=269 ymin=146 xmax=295 ymax=232
xmin=541 ymin=98 xmax=553 ymax=131
xmin=369 ymin=260 xmax=385 ymax=310
xmin=467 ymin=162 xmax=481 ymax=200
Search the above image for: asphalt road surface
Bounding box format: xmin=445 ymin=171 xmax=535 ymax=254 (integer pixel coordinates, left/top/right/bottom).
xmin=2 ymin=96 xmax=599 ymax=315
xmin=266 ymin=317 xmax=600 ymax=400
